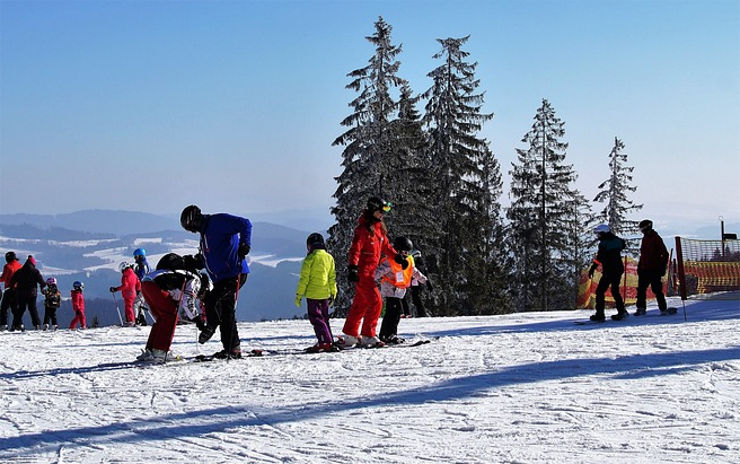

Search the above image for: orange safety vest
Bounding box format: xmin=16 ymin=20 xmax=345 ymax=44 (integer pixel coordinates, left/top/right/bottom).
xmin=381 ymin=255 xmax=415 ymax=289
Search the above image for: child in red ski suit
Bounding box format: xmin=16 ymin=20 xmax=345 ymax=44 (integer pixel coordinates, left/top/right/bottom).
xmin=69 ymin=281 xmax=86 ymax=329
xmin=341 ymin=197 xmax=407 ymax=348
xmin=110 ymin=263 xmax=141 ymax=325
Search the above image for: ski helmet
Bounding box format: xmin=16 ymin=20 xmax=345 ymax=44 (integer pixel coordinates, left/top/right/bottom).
xmin=46 ymin=277 xmax=57 ymax=286
xmin=73 ymin=281 xmax=84 ymax=290
xmin=593 ymin=224 xmax=611 ymax=235
xmin=5 ymin=251 xmax=16 ymax=262
xmin=133 ymin=248 xmax=146 ymax=259
xmin=306 ymin=233 xmax=325 ymax=249
xmin=119 ymin=261 xmax=132 ymax=272
xmin=180 ymin=205 xmax=203 ymax=232
xmin=639 ymin=219 xmax=653 ymax=231
xmin=393 ymin=236 xmax=414 ymax=252
xmin=367 ymin=196 xmax=391 ymax=213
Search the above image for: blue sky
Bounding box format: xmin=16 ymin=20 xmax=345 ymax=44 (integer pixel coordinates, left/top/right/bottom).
xmin=1 ymin=0 xmax=738 ymax=232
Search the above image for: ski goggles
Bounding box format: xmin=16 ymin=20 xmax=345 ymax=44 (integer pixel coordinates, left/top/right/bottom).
xmin=381 ymin=202 xmax=392 ymax=213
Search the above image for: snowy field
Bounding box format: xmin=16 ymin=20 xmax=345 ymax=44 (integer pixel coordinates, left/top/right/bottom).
xmin=1 ymin=295 xmax=738 ymax=464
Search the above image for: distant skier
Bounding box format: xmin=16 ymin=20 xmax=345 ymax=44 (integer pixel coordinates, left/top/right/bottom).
xmin=136 ymin=253 xmax=205 ymax=364
xmin=69 ymin=281 xmax=86 ymax=330
xmin=41 ymin=277 xmax=62 ymax=330
xmin=588 ymin=225 xmax=627 ymax=322
xmin=9 ymin=255 xmax=45 ymax=331
xmin=180 ymin=205 xmax=251 ymax=359
xmin=340 ymin=197 xmax=406 ymax=349
xmin=110 ymin=261 xmax=141 ymax=326
xmin=634 ymin=219 xmax=671 ymax=316
xmin=132 ymin=248 xmax=151 ymax=325
xmin=377 ymin=236 xmax=427 ymax=344
xmin=0 ymin=251 xmax=22 ymax=331
xmin=295 ymin=233 xmax=338 ymax=352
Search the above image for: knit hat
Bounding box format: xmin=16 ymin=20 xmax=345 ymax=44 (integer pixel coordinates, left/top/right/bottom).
xmin=27 ymin=255 xmax=36 ymax=266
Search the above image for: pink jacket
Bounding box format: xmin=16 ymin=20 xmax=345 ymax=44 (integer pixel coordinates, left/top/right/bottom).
xmin=71 ymin=289 xmax=85 ymax=313
xmin=114 ymin=268 xmax=141 ymax=300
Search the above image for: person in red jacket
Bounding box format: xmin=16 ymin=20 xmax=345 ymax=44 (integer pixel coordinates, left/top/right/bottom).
xmin=634 ymin=219 xmax=670 ymax=316
xmin=340 ymin=197 xmax=407 ymax=349
xmin=0 ymin=251 xmax=22 ymax=330
xmin=110 ymin=261 xmax=141 ymax=326
xmin=69 ymin=281 xmax=86 ymax=330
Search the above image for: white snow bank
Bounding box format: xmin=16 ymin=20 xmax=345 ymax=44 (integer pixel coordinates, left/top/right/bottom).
xmin=0 ymin=295 xmax=738 ymax=463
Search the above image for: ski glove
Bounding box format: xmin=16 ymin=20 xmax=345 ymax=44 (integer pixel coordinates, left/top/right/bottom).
xmin=348 ymin=265 xmax=359 ymax=283
xmin=394 ymin=253 xmax=410 ymax=270
xmin=588 ymin=263 xmax=597 ymax=279
xmin=109 ymin=286 xmax=117 ymax=293
xmin=295 ymin=294 xmax=302 ymax=307
xmin=238 ymin=242 xmax=251 ymax=260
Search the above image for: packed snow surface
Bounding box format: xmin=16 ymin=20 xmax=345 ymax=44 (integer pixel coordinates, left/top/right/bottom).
xmin=1 ymin=295 xmax=738 ymax=463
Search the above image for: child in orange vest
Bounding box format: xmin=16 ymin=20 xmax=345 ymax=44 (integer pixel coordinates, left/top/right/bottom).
xmin=377 ymin=236 xmax=427 ymax=344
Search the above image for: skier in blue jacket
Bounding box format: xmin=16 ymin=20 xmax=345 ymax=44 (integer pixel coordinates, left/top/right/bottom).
xmin=181 ymin=205 xmax=251 ymax=359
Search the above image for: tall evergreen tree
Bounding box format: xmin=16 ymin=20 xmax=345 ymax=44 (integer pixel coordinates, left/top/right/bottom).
xmin=593 ymin=137 xmax=643 ymax=255
xmin=422 ymin=36 xmax=507 ymax=315
xmin=507 ymin=99 xmax=581 ymax=311
xmin=383 ymin=84 xmax=438 ymax=262
xmin=327 ymin=17 xmax=407 ymax=314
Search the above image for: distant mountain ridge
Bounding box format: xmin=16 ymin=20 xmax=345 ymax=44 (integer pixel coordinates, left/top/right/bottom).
xmin=0 ymin=211 xmax=315 ymax=324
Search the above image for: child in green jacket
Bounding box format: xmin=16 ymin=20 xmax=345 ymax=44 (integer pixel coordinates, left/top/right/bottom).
xmin=295 ymin=233 xmax=338 ymax=352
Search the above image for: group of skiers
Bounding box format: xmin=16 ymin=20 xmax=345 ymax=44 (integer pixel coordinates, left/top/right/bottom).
xmin=1 ymin=197 xmax=670 ymax=363
xmin=588 ymin=219 xmax=672 ymax=322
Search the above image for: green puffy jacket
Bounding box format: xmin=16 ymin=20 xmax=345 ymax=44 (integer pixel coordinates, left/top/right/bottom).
xmin=296 ymin=249 xmax=337 ymax=300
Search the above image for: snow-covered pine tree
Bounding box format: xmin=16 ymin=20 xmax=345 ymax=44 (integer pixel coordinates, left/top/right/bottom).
xmin=507 ymin=99 xmax=580 ymax=311
xmin=382 ymin=84 xmax=439 ymax=269
xmin=562 ymin=192 xmax=596 ymax=307
xmin=328 ymin=17 xmax=407 ymax=315
xmin=422 ymin=36 xmax=506 ymax=315
xmin=592 ymin=137 xmax=643 ymax=255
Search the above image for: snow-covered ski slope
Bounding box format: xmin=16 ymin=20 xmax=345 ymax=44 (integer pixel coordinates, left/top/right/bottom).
xmin=1 ymin=295 xmax=738 ymax=463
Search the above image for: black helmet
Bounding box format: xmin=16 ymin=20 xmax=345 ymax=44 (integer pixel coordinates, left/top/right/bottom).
xmin=306 ymin=233 xmax=325 ymax=249
xmin=180 ymin=205 xmax=203 ymax=232
xmin=367 ymin=196 xmax=391 ymax=213
xmin=5 ymin=251 xmax=16 ymax=263
xmin=393 ymin=236 xmax=413 ymax=252
xmin=639 ymin=219 xmax=653 ymax=231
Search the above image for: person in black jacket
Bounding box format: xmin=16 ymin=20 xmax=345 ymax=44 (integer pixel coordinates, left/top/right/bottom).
xmin=588 ymin=225 xmax=628 ymax=322
xmin=136 ymin=253 xmax=206 ymax=363
xmin=9 ymin=255 xmax=45 ymax=331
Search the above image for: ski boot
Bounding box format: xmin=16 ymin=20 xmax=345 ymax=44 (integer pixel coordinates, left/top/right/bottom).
xmin=634 ymin=307 xmax=647 ymax=316
xmin=43 ymin=324 xmax=49 ymax=331
xmin=589 ymin=313 xmax=605 ymax=322
xmin=361 ymin=335 xmax=386 ymax=348
xmin=611 ymin=311 xmax=629 ymax=321
xmin=198 ymin=325 xmax=216 ymax=344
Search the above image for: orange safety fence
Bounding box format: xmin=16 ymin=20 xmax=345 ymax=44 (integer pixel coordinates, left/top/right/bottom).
xmin=576 ymin=256 xmax=668 ymax=309
xmin=682 ymin=261 xmax=740 ymax=294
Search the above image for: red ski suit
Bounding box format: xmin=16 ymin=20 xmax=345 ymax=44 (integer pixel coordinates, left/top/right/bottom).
xmin=114 ymin=267 xmax=141 ymax=323
xmin=69 ymin=289 xmax=86 ymax=329
xmin=342 ymin=215 xmax=398 ymax=338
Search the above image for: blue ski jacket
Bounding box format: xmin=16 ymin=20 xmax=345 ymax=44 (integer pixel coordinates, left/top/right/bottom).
xmin=199 ymin=213 xmax=251 ymax=283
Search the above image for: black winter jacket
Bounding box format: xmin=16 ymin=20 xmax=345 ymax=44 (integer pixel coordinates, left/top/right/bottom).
xmin=10 ymin=262 xmax=45 ymax=299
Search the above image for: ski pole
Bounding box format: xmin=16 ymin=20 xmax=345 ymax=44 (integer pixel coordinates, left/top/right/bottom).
xmin=228 ymin=272 xmax=242 ymax=362
xmin=111 ymin=292 xmax=124 ymax=326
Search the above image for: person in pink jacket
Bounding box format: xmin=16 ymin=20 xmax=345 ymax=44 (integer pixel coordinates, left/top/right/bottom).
xmin=110 ymin=262 xmax=141 ymax=326
xmin=69 ymin=281 xmax=86 ymax=330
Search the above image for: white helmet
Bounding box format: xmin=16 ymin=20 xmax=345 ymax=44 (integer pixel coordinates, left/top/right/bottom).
xmin=593 ymin=224 xmax=611 ymax=235
xmin=118 ymin=261 xmax=132 ymax=272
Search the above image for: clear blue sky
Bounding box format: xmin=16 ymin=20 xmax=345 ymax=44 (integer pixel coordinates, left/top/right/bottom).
xmin=1 ymin=0 xmax=738 ymax=232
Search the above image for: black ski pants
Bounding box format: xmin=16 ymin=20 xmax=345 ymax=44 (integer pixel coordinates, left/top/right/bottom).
xmin=205 ymin=274 xmax=247 ymax=352
xmin=636 ymin=269 xmax=667 ymax=311
xmin=0 ymin=288 xmax=17 ymax=326
xmin=14 ymin=294 xmax=41 ymax=328
xmin=595 ymin=271 xmax=625 ymax=315
xmin=43 ymin=305 xmax=58 ymax=326
xmin=379 ymin=297 xmax=404 ymax=340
